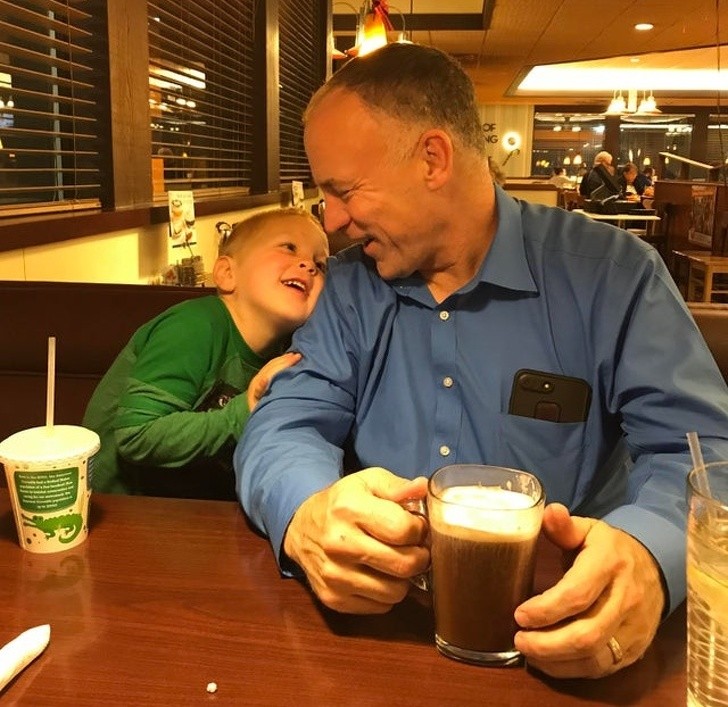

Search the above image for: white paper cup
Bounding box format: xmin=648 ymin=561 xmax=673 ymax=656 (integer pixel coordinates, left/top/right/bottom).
xmin=0 ymin=425 xmax=99 ymax=553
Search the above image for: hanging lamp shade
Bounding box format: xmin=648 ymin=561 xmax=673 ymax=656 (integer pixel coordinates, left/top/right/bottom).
xmin=605 ymin=91 xmax=627 ymax=115
xmin=636 ymin=91 xmax=661 ymax=114
xmin=339 ymin=0 xmax=392 ymax=59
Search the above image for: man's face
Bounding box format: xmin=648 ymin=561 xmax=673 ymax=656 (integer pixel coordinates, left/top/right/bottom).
xmin=304 ymin=90 xmax=440 ymax=281
xmin=232 ymin=217 xmax=329 ymax=335
xmin=625 ymin=167 xmax=637 ymax=184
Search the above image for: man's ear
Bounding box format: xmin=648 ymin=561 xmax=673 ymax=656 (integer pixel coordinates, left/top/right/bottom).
xmin=212 ymin=255 xmax=236 ymax=293
xmin=417 ymin=129 xmax=453 ymax=190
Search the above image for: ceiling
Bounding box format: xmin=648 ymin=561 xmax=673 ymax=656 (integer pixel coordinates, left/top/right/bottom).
xmin=333 ymin=0 xmax=728 ymax=109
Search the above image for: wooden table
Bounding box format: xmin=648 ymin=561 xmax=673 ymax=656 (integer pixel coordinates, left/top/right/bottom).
xmin=672 ymin=249 xmax=728 ymax=302
xmin=0 ymin=490 xmax=687 ymax=705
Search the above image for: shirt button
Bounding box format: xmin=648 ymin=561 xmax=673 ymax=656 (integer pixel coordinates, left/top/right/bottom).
xmin=439 ymin=445 xmax=451 ymax=457
xmin=439 ymin=311 xmax=450 ymax=321
xmin=443 ymin=376 xmax=453 ymax=388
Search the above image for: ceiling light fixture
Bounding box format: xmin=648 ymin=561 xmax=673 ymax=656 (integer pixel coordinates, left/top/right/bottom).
xmin=634 ymin=23 xmax=654 ymax=31
xmin=334 ymin=1 xmax=394 ymax=59
xmin=605 ymin=88 xmax=660 ymax=116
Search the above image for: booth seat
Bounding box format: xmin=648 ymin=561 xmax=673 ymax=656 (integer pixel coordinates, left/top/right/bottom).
xmin=0 ymin=280 xmax=212 ymax=446
xmin=688 ymin=302 xmax=728 ymax=383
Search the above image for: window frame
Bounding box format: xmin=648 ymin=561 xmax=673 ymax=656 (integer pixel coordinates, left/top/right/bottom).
xmin=0 ymin=0 xmax=330 ymax=253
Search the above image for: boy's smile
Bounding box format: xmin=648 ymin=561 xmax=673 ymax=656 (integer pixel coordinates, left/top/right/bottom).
xmin=219 ymin=213 xmax=329 ymax=355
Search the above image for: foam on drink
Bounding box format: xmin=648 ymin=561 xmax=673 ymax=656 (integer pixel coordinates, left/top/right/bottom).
xmin=437 ymin=485 xmax=541 ymax=538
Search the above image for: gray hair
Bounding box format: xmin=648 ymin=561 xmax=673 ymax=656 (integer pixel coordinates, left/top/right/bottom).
xmin=305 ymin=43 xmax=485 ymax=155
xmin=594 ymin=151 xmax=613 ymax=167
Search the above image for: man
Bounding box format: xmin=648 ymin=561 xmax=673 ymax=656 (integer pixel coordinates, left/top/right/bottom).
xmin=620 ymin=161 xmax=655 ymax=199
xmin=578 ymin=150 xmax=614 ymax=197
xmin=235 ymin=44 xmax=728 ymax=678
xmin=547 ymin=166 xmax=573 ymax=189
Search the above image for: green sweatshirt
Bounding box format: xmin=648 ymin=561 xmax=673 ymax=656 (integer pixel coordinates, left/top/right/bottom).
xmin=83 ymin=296 xmax=267 ymax=497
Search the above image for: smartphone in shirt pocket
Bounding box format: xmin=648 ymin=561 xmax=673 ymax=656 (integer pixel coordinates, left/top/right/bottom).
xmin=508 ymin=369 xmax=592 ymax=423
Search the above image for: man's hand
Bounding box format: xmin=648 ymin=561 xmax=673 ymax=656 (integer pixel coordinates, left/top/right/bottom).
xmin=246 ymin=352 xmax=302 ymax=411
xmin=283 ymin=468 xmax=429 ymax=614
xmin=514 ymin=503 xmax=665 ymax=678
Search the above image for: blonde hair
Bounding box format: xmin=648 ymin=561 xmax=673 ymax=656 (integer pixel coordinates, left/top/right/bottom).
xmin=594 ymin=151 xmax=613 ymax=167
xmin=218 ymin=207 xmax=326 ymax=258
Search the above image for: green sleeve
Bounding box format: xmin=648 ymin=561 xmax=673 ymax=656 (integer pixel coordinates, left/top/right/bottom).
xmin=112 ymin=301 xmax=255 ymax=467
xmin=115 ymin=390 xmax=251 ymax=467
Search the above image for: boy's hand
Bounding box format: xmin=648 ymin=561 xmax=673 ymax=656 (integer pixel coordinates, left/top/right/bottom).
xmin=247 ymin=352 xmax=302 ymax=411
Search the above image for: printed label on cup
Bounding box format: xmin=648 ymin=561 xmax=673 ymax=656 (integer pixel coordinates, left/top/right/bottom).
xmin=0 ymin=425 xmax=99 ymax=554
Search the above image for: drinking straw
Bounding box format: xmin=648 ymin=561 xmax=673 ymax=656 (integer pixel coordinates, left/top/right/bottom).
xmin=686 ymin=431 xmax=712 ymax=497
xmin=46 ymin=335 xmax=56 ymax=430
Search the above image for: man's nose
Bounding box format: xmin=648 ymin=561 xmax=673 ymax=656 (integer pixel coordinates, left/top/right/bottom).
xmin=323 ymin=197 xmax=351 ymax=234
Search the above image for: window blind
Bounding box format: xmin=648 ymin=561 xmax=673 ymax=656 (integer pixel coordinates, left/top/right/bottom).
xmin=278 ymin=0 xmax=326 ymax=186
xmin=0 ymin=0 xmax=101 ymax=216
xmin=148 ymin=0 xmax=254 ymax=198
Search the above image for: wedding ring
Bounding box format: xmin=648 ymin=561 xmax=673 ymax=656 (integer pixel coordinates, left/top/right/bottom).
xmin=607 ymin=636 xmax=624 ymax=665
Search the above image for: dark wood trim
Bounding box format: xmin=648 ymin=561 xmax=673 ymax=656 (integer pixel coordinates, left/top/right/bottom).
xmin=0 ymin=209 xmax=150 ymax=252
xmin=333 ymin=13 xmax=486 ymax=32
xmin=103 ymin=0 xmax=153 ymax=209
xmin=251 ymin=0 xmax=280 ymax=194
xmin=0 ymin=191 xmax=290 ymax=253
xmin=604 ymin=115 xmax=621 ymax=161
xmin=324 ymin=0 xmax=334 ymax=77
xmin=690 ymin=108 xmax=710 ymax=164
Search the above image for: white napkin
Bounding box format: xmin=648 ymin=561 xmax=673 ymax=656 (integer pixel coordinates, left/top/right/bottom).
xmin=0 ymin=625 xmax=50 ymax=692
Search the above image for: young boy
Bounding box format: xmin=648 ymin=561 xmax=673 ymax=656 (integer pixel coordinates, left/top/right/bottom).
xmin=83 ymin=207 xmax=329 ymax=499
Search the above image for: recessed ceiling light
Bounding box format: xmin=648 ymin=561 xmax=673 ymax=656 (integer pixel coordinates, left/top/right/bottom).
xmin=635 ymin=23 xmax=654 ymax=31
xmin=630 ymin=57 xmax=641 ymax=63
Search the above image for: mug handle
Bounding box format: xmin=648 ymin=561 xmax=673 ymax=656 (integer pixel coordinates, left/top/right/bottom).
xmin=400 ymin=497 xmax=431 ymax=592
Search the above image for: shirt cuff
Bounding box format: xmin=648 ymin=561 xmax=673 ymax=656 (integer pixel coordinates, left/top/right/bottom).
xmin=261 ymin=467 xmax=337 ymax=575
xmin=602 ymin=504 xmax=685 ymax=615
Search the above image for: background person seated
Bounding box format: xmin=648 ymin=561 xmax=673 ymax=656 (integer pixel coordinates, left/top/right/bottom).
xmin=547 ymin=166 xmax=573 ymax=188
xmin=619 ymin=162 xmax=654 ymax=201
xmin=579 ymin=151 xmax=614 ymax=197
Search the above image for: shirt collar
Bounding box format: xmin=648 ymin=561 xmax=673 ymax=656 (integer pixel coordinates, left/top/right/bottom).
xmin=392 ymin=184 xmax=538 ymax=303
xmin=477 ymin=185 xmax=538 ymax=294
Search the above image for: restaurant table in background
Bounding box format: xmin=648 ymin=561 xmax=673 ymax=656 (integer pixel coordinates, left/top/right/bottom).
xmin=672 ymin=249 xmax=728 ymax=303
xmin=572 ymin=208 xmax=662 ymax=236
xmin=0 ymin=490 xmax=687 ymax=706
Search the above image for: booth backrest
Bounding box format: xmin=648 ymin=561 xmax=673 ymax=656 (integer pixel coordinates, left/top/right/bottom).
xmin=0 ymin=281 xmax=213 ymax=443
xmin=688 ymin=302 xmax=728 ymax=383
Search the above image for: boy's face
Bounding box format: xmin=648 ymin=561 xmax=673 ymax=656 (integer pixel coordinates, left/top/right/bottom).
xmin=231 ymin=216 xmax=329 ymax=336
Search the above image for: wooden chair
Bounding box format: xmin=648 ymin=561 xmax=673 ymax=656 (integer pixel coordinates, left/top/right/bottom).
xmin=559 ymin=190 xmax=584 ymax=211
xmin=639 ymin=202 xmax=670 ymax=259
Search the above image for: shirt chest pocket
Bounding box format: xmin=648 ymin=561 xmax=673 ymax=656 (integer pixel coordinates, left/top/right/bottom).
xmin=496 ymin=412 xmax=588 ymax=505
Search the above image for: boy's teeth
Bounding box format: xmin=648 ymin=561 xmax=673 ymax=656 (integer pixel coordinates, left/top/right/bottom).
xmin=283 ymin=279 xmax=305 ymax=291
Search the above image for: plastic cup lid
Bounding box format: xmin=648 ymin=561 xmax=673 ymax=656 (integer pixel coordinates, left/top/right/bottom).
xmin=0 ymin=425 xmax=100 ymax=464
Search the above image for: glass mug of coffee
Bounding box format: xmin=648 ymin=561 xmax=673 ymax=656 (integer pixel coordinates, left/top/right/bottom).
xmin=407 ymin=464 xmax=545 ymax=666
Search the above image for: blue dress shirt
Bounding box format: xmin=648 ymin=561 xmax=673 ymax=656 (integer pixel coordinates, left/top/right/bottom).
xmin=236 ymin=186 xmax=728 ymax=614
